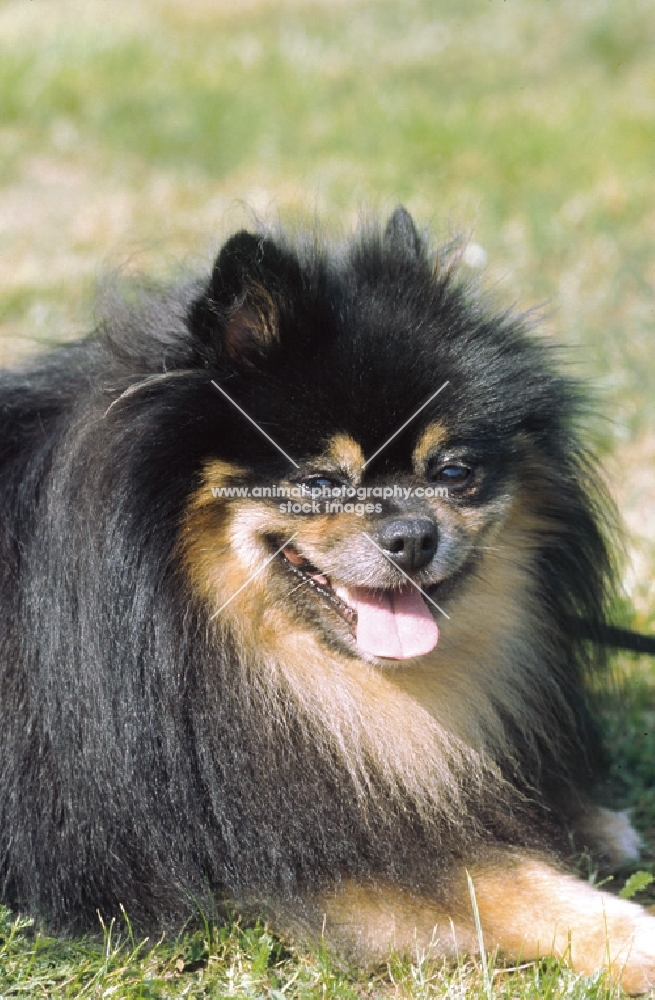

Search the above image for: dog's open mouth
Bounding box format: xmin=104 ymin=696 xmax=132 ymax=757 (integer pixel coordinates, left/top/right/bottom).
xmin=281 ymin=543 xmax=439 ymax=660
xmin=281 ymin=543 xmax=356 ymax=625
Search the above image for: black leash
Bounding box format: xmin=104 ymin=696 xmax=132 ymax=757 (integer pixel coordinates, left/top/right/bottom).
xmin=573 ymin=619 xmax=655 ymax=656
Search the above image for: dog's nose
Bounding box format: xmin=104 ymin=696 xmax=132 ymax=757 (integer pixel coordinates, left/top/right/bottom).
xmin=374 ymin=517 xmax=438 ymax=572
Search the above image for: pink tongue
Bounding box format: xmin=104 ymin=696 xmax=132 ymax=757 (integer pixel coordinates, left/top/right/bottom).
xmin=347 ymin=585 xmax=439 ymax=659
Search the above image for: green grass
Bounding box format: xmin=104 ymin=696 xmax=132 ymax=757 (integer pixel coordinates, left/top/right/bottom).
xmin=1 ymin=0 xmax=654 ymax=995
xmin=0 ymin=903 xmax=644 ymax=999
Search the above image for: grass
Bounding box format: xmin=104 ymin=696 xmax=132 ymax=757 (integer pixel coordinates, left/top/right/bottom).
xmin=0 ymin=0 xmax=654 ymax=995
xmin=0 ymin=903 xmax=643 ymax=999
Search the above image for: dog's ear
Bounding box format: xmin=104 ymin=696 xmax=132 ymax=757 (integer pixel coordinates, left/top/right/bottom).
xmin=189 ymin=231 xmax=296 ymax=365
xmin=383 ymin=206 xmax=423 ymax=261
xmin=210 ymin=231 xmax=281 ymax=306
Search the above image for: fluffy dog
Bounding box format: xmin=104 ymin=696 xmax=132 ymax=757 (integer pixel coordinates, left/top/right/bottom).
xmin=1 ymin=209 xmax=654 ymax=990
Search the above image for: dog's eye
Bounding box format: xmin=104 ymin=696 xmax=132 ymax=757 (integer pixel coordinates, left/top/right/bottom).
xmin=429 ymin=464 xmax=472 ymax=487
xmin=297 ymin=476 xmax=343 ymax=495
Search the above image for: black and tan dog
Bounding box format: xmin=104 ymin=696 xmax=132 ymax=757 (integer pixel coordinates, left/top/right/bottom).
xmin=1 ymin=209 xmax=654 ymax=990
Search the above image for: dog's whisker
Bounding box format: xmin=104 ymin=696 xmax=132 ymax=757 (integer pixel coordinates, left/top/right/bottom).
xmin=285 ymin=578 xmax=313 ymax=599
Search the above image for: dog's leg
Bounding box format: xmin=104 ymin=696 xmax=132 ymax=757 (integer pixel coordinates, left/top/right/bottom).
xmin=320 ymin=854 xmax=655 ymax=992
xmin=469 ymin=854 xmax=655 ymax=993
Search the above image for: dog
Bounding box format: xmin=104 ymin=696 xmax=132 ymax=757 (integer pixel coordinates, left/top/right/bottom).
xmin=1 ymin=208 xmax=654 ymax=991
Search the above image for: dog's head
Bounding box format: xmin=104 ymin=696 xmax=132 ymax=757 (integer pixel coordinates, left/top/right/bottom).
xmin=181 ymin=209 xmax=608 ymax=667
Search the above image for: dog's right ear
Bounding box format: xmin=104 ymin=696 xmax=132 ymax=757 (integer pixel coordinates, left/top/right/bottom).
xmin=209 ymin=231 xmax=278 ymax=307
xmin=383 ymin=206 xmax=423 ymax=261
xmin=189 ymin=231 xmax=297 ymax=366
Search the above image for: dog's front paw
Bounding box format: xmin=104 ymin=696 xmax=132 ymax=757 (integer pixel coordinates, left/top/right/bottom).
xmin=614 ymin=914 xmax=655 ymax=995
xmin=573 ymin=896 xmax=655 ymax=994
xmin=470 ymin=857 xmax=655 ymax=992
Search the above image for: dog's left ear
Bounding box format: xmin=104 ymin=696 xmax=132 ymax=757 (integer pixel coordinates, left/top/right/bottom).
xmin=189 ymin=231 xmax=299 ymax=365
xmin=383 ymin=206 xmax=423 ymax=261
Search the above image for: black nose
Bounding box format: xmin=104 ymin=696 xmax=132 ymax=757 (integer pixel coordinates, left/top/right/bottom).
xmin=374 ymin=517 xmax=438 ymax=572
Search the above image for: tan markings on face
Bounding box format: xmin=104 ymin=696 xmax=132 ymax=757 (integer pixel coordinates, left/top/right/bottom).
xmin=200 ymin=459 xmax=248 ymax=488
xmin=413 ymin=422 xmax=449 ymax=474
xmin=424 ymin=484 xmax=517 ymax=536
xmin=180 ymin=462 xmax=254 ymax=611
xmin=180 ymin=460 xmax=285 ymax=622
xmin=181 ymin=490 xmax=307 ymax=653
xmin=317 ymin=433 xmax=365 ymax=482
